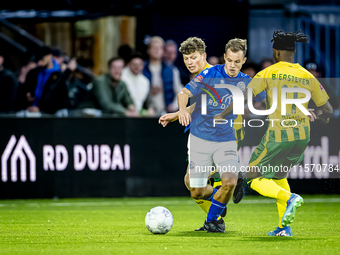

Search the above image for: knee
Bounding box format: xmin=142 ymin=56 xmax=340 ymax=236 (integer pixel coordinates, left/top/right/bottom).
xmin=190 ymin=188 xmax=205 ymax=199
xmin=221 ymin=178 xmax=237 ymax=191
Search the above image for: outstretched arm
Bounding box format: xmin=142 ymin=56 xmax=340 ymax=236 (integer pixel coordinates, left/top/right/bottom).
xmin=158 ymin=103 xmax=196 ymax=127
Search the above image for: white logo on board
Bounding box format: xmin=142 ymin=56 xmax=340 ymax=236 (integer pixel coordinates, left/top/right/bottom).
xmin=1 ymin=135 xmax=36 ymax=182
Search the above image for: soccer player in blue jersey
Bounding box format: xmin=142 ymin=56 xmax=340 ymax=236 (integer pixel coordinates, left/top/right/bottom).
xmin=177 ymin=38 xmax=263 ymax=232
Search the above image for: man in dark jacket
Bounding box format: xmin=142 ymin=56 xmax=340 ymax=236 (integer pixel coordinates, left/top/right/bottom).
xmin=93 ymin=57 xmax=137 ymax=117
xmin=23 ymin=46 xmax=75 ymax=114
xmin=0 ymin=50 xmax=19 ymax=113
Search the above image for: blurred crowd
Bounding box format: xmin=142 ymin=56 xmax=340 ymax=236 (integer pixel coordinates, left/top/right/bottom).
xmin=1 ymin=35 xmax=336 ymax=118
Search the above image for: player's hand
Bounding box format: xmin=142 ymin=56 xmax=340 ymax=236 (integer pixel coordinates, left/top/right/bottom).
xmin=317 ymin=113 xmax=330 ymax=124
xmin=213 ymin=114 xmax=225 ymax=125
xmin=307 ymin=108 xmax=317 ymax=122
xmin=158 ymin=112 xmax=179 ymax=127
xmin=178 ymin=109 xmax=191 ymax=127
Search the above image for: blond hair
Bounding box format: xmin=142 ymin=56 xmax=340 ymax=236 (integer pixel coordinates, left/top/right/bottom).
xmin=179 ymin=37 xmax=206 ymax=55
xmin=225 ymin=38 xmax=247 ymax=57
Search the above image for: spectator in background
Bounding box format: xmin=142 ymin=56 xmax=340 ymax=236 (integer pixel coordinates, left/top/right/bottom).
xmin=260 ymin=57 xmax=274 ymax=70
xmin=121 ymin=53 xmax=153 ymax=116
xmin=52 ymin=48 xmax=64 ymax=66
xmin=143 ymin=36 xmax=178 ymax=116
xmin=23 ymin=46 xmax=74 ymax=114
xmin=164 ymin=39 xmax=190 ymax=87
xmin=65 ymin=59 xmax=96 ymax=111
xmin=18 ymin=56 xmax=37 ymax=85
xmin=207 ymin=56 xmax=219 ymax=66
xmin=305 ymin=61 xmax=320 ymax=78
xmin=0 ymin=50 xmax=19 ymax=112
xmin=241 ymin=61 xmax=258 ymax=78
xmin=93 ymin=57 xmax=138 ymax=117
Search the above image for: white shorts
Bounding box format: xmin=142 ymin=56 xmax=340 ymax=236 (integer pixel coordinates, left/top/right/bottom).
xmin=188 ymin=134 xmax=239 ymax=188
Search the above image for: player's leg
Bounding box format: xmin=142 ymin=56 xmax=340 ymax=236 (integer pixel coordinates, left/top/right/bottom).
xmin=273 ymin=178 xmax=291 ymax=228
xmin=204 ymin=163 xmax=238 ymax=233
xmin=248 ymin=138 xmax=307 ymax=235
xmin=232 ymin=123 xmax=246 ymax=204
xmin=277 ymin=139 xmax=309 ymax=228
xmin=185 ymin=163 xmax=226 ymax=231
xmin=186 ymin=135 xmax=214 ymax=216
xmin=203 ymin=141 xmax=239 ymax=233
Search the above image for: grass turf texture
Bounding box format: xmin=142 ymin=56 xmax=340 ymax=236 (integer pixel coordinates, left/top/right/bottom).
xmin=1 ymin=195 xmax=340 ymax=255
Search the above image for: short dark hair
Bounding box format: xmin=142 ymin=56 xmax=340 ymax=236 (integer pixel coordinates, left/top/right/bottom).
xmin=179 ymin=37 xmax=206 ymax=55
xmin=225 ymin=38 xmax=247 ymax=57
xmin=271 ymin=30 xmax=309 ymax=51
xmin=51 ymin=48 xmax=62 ymax=57
xmin=107 ymin=57 xmax=124 ymax=69
xmin=128 ymin=52 xmax=144 ymax=63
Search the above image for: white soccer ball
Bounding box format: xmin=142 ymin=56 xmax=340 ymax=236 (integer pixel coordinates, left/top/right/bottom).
xmin=145 ymin=206 xmax=173 ymax=234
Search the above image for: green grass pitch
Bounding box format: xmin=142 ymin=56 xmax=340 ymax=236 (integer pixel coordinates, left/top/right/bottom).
xmin=1 ymin=195 xmax=340 ymax=255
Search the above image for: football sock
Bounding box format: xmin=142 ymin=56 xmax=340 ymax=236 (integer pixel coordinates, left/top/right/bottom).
xmin=194 ymin=188 xmax=222 ymax=220
xmin=206 ymin=199 xmax=227 ymax=222
xmin=194 ymin=199 xmax=211 ymax=214
xmin=273 ymin=178 xmax=291 ymax=228
xmin=250 ymin=177 xmax=292 ymax=200
xmin=250 ymin=177 xmax=292 ymax=228
xmin=213 ymin=180 xmax=222 ymax=188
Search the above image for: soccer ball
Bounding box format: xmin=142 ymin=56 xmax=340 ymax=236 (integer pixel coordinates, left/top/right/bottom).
xmin=145 ymin=206 xmax=173 ymax=234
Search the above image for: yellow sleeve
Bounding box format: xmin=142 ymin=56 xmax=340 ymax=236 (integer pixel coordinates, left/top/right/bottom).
xmin=247 ymin=70 xmax=267 ymax=97
xmin=310 ymin=78 xmax=330 ymax=107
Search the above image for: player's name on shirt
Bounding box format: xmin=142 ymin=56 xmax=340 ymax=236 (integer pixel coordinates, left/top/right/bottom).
xmin=270 ymin=73 xmax=310 ymax=86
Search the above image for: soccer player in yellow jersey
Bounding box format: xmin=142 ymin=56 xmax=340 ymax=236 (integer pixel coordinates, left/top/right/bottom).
xmin=216 ymin=30 xmax=333 ymax=236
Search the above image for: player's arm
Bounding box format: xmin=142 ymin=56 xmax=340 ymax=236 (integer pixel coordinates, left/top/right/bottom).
xmin=177 ymin=87 xmax=192 ymax=126
xmin=158 ymin=103 xmax=196 ymax=127
xmin=317 ymin=101 xmax=333 ymax=124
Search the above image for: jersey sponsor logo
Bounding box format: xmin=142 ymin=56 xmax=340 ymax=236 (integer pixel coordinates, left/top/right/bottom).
xmin=203 ymin=69 xmax=209 ymax=75
xmin=319 ymin=84 xmax=325 ymax=91
xmin=194 ymin=75 xmax=203 ymax=82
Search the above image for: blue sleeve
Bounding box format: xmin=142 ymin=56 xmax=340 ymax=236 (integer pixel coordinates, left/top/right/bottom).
xmin=254 ymin=90 xmax=266 ymax=102
xmin=184 ymin=69 xmax=210 ymax=97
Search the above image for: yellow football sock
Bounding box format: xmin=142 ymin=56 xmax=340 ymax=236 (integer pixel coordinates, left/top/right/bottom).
xmin=250 ymin=177 xmax=291 ymax=199
xmin=250 ymin=177 xmax=292 ymax=228
xmin=213 ymin=181 xmax=222 ymax=188
xmin=194 ymin=199 xmax=222 ymax=220
xmin=273 ymin=178 xmax=291 ymax=228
